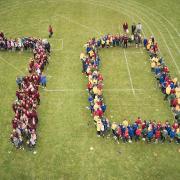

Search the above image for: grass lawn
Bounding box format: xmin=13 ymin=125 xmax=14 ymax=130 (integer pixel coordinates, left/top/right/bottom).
xmin=0 ymin=0 xmax=180 ymax=179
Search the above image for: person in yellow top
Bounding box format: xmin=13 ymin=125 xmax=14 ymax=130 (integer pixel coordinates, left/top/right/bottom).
xmin=147 ymin=43 xmax=151 ymax=50
xmin=93 ymin=86 xmax=98 ymax=94
xmin=175 ymin=105 xmax=180 ymax=114
xmin=122 ymin=119 xmax=129 ymax=127
xmin=175 ymin=86 xmax=180 ymax=98
xmin=89 ymin=50 xmax=94 ymax=57
xmin=94 ymin=103 xmax=100 ymax=111
xmin=94 ymin=95 xmax=99 ymax=103
xmin=94 ymin=116 xmax=99 ymax=123
xmin=97 ymin=120 xmax=101 ymax=137
xmin=106 ymin=39 xmax=110 ymax=48
xmin=164 ymin=85 xmax=171 ymax=100
xmin=92 ymin=78 xmax=97 ymax=85
xmin=178 ymin=98 xmax=180 ymax=105
xmin=111 ymin=122 xmax=117 ymax=136
xmin=97 ymin=88 xmax=102 ymax=96
xmin=80 ymin=52 xmax=85 ymax=60
xmin=173 ymin=78 xmax=178 ymax=86
xmin=151 ymin=61 xmax=156 ymax=71
xmin=101 ymin=39 xmax=105 ymax=48
xmin=110 ymin=36 xmax=113 ymax=47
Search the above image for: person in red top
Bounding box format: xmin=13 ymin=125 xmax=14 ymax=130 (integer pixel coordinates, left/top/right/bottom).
xmin=123 ymin=34 xmax=128 ymax=48
xmin=123 ymin=22 xmax=128 ymax=33
xmin=48 ymin=25 xmax=53 ymax=38
xmin=135 ymin=128 xmax=141 ymax=141
xmin=155 ymin=128 xmax=161 ymax=143
xmin=135 ymin=117 xmax=142 ymax=125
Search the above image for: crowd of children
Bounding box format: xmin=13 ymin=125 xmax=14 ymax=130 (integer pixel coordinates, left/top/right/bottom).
xmin=80 ymin=27 xmax=180 ymax=144
xmin=0 ymin=32 xmax=51 ymax=53
xmin=0 ymin=32 xmax=50 ymax=149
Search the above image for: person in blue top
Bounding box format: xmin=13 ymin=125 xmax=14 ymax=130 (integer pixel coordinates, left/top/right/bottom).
xmin=169 ymin=129 xmax=176 ymax=143
xmin=132 ymin=123 xmax=138 ymax=134
xmin=143 ymin=38 xmax=148 ymax=49
xmin=101 ymin=103 xmax=106 ymax=113
xmin=16 ymin=76 xmax=23 ymax=89
xmin=40 ymin=74 xmax=47 ymax=88
xmin=86 ymin=45 xmax=91 ymax=54
xmin=147 ymin=130 xmax=154 ymax=143
xmin=128 ymin=125 xmax=134 ymax=141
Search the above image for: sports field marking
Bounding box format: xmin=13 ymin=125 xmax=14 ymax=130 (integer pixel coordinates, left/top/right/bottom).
xmin=43 ymin=88 xmax=148 ymax=92
xmin=0 ymin=55 xmax=25 ymax=75
xmin=123 ymin=49 xmax=135 ymax=96
xmin=51 ymin=38 xmax=64 ymax=51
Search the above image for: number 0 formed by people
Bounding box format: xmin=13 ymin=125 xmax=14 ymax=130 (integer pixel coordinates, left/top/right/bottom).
xmin=81 ymin=34 xmax=180 ymax=144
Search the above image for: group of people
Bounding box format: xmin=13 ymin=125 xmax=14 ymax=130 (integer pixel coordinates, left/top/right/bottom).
xmin=145 ymin=36 xmax=180 ymax=127
xmin=80 ymin=23 xmax=180 ymax=144
xmin=91 ymin=24 xmax=143 ymax=49
xmin=0 ymin=32 xmax=51 ymax=53
xmin=0 ymin=32 xmax=51 ymax=149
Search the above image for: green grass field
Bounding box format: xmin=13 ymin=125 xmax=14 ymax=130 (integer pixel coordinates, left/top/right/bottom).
xmin=0 ymin=0 xmax=180 ymax=179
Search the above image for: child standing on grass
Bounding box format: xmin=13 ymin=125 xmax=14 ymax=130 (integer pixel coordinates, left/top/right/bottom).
xmin=40 ymin=74 xmax=47 ymax=88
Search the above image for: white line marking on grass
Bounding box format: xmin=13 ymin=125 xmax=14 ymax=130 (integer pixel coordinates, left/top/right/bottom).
xmin=158 ymin=30 xmax=180 ymax=74
xmin=0 ymin=55 xmax=25 ymax=75
xmin=43 ymin=88 xmax=144 ymax=92
xmin=123 ymin=49 xmax=135 ymax=96
xmin=104 ymin=88 xmax=142 ymax=92
xmin=44 ymin=89 xmax=85 ymax=92
xmin=123 ymin=50 xmax=144 ymax=54
xmin=51 ymin=38 xmax=64 ymax=51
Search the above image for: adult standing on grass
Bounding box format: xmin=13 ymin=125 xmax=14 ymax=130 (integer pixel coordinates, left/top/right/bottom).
xmin=131 ymin=23 xmax=136 ymax=35
xmin=48 ymin=25 xmax=53 ymax=38
xmin=136 ymin=23 xmax=142 ymax=34
xmin=123 ymin=22 xmax=128 ymax=33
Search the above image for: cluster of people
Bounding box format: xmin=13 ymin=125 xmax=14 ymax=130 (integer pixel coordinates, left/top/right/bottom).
xmin=0 ymin=32 xmax=51 ymax=53
xmin=80 ymin=24 xmax=180 ymax=144
xmin=111 ymin=118 xmax=180 ymax=144
xmin=80 ymin=37 xmax=110 ymax=137
xmin=0 ymin=32 xmax=51 ymax=149
xmin=145 ymin=36 xmax=180 ymax=126
xmin=91 ymin=24 xmax=143 ymax=49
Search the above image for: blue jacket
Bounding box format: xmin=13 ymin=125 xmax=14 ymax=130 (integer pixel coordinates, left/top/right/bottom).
xmin=169 ymin=130 xmax=175 ymax=138
xmin=147 ymin=130 xmax=153 ymax=139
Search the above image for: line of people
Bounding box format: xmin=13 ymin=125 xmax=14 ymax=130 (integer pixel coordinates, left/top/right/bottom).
xmin=0 ymin=32 xmax=51 ymax=53
xmin=0 ymin=32 xmax=51 ymax=149
xmin=80 ymin=30 xmax=180 ymax=144
xmin=145 ymin=36 xmax=180 ymax=128
xmin=94 ymin=33 xmax=142 ymax=49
